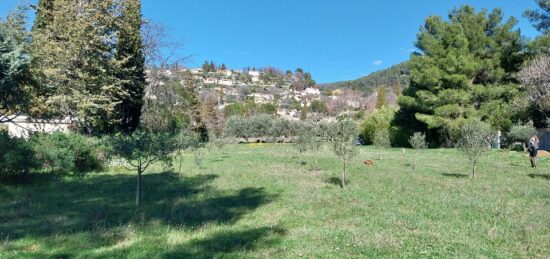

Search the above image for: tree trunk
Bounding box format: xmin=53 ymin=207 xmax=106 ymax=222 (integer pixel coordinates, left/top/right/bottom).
xmin=136 ymin=168 xmax=142 ymax=208
xmin=471 ymin=160 xmax=476 ymax=178
xmin=342 ymin=159 xmax=346 ymax=188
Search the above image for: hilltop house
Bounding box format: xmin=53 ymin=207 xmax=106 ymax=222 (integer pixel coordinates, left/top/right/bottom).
xmin=247 ymin=93 xmax=273 ymax=104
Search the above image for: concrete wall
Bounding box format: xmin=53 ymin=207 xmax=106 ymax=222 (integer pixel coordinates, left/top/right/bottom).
xmin=1 ymin=116 xmax=72 ymax=138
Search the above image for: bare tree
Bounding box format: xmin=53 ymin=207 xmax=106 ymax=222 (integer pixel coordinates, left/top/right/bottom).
xmin=518 ymin=55 xmax=550 ymax=112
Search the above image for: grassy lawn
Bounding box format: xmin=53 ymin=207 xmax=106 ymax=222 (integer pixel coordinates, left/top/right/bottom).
xmin=0 ymin=144 xmax=549 ymax=258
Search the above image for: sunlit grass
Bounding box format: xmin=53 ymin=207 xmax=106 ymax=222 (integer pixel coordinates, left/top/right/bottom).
xmin=0 ymin=144 xmax=548 ymax=258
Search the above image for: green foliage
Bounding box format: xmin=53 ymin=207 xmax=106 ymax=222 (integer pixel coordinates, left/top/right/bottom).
xmin=224 ymin=116 xmax=250 ymax=141
xmin=507 ymin=121 xmax=537 ymax=143
xmin=396 ymin=6 xmax=527 ymax=144
xmin=310 ymin=100 xmax=327 ymax=114
xmin=409 ymin=132 xmax=428 ymax=150
xmin=30 ymin=0 xmax=145 ymax=134
xmin=321 ymin=62 xmax=409 ymax=94
xmin=141 ymin=79 xmax=192 ymax=134
xmin=31 ymin=132 xmax=104 ymax=174
xmin=224 ymin=102 xmax=276 ymax=118
xmin=111 ymin=130 xmax=176 ymax=171
xmin=294 ymin=121 xmax=316 ymax=155
xmin=376 ymin=87 xmax=387 ymax=109
xmin=328 ymin=119 xmax=358 ymax=187
xmin=359 ymin=107 xmax=395 ymax=145
xmin=0 ymin=130 xmax=40 ymax=176
xmin=523 ymin=0 xmax=549 ymax=34
xmin=373 ymin=128 xmax=391 ymax=148
xmin=457 ymin=120 xmax=492 ymax=177
xmin=0 ymin=5 xmax=33 ymax=123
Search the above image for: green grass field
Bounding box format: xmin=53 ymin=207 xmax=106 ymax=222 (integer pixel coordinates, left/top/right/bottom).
xmin=0 ymin=144 xmax=549 ymax=258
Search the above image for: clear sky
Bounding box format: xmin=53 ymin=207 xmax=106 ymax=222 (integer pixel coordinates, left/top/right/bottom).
xmin=0 ymin=0 xmax=543 ymax=83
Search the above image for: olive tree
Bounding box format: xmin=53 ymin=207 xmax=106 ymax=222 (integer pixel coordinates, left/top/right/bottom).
xmin=408 ymin=132 xmax=428 ymax=169
xmin=294 ymin=121 xmax=315 ymax=163
xmin=507 ymin=120 xmax=537 ymax=143
xmin=111 ymin=130 xmax=176 ymax=207
xmin=456 ymin=121 xmax=492 ymax=178
xmin=224 ymin=116 xmax=250 ymax=142
xmin=328 ymin=119 xmax=358 ymax=187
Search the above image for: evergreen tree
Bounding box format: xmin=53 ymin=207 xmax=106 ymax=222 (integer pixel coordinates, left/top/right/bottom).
xmin=396 ymin=6 xmax=527 ymax=144
xmin=0 ymin=6 xmax=33 ymax=123
xmin=183 ymin=71 xmax=208 ymax=141
xmin=113 ymin=0 xmax=146 ymax=133
xmin=524 ymin=0 xmax=550 ymax=54
xmin=30 ymin=0 xmax=145 ymax=134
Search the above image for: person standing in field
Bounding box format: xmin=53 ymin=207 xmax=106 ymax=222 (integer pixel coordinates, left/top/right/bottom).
xmin=527 ymin=136 xmax=540 ymax=168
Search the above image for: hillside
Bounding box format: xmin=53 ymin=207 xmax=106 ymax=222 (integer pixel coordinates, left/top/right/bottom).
xmin=320 ymin=61 xmax=410 ymax=94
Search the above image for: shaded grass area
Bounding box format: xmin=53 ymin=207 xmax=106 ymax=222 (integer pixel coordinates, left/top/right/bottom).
xmin=0 ymin=144 xmax=549 ymax=258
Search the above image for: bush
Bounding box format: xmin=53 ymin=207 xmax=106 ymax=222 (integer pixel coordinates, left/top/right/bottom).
xmin=359 ymin=107 xmax=395 ymax=145
xmin=507 ymin=121 xmax=537 ymax=144
xmin=373 ymin=128 xmax=391 ymax=148
xmin=0 ymin=130 xmax=40 ymax=176
xmin=31 ymin=132 xmax=104 ymax=174
xmin=409 ymin=132 xmax=428 ymax=150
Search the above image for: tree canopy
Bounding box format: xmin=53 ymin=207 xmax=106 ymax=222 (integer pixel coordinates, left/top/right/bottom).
xmin=396 ymin=6 xmax=527 ymax=144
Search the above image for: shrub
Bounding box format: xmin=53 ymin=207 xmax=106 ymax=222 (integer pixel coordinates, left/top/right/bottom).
xmin=0 ymin=130 xmax=40 ymax=176
xmin=409 ymin=132 xmax=428 ymax=150
xmin=31 ymin=132 xmax=104 ymax=174
xmin=408 ymin=132 xmax=428 ymax=169
xmin=507 ymin=121 xmax=537 ymax=144
xmin=359 ymin=107 xmax=395 ymax=145
xmin=373 ymin=128 xmax=391 ymax=148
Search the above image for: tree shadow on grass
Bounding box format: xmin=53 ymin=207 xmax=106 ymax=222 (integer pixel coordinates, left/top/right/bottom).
xmin=325 ymin=177 xmax=343 ymax=188
xmin=528 ymin=174 xmax=550 ymax=181
xmin=441 ymin=173 xmax=468 ymax=178
xmin=0 ymin=172 xmax=276 ymax=241
xmin=163 ymin=226 xmax=287 ymax=258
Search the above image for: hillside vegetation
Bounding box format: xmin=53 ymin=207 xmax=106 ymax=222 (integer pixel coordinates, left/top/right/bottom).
xmin=320 ymin=62 xmax=410 ymax=94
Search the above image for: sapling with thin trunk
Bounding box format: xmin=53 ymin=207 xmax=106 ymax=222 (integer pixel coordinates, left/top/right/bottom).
xmin=328 ymin=119 xmax=358 ymax=187
xmin=111 ymin=130 xmax=176 ymax=208
xmin=457 ymin=121 xmax=492 ymax=178
xmin=408 ymin=132 xmax=428 ymax=169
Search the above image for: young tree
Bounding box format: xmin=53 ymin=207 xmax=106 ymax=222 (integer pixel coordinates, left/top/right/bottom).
xmin=457 ymin=121 xmax=492 ymax=178
xmin=408 ymin=132 xmax=428 ymax=169
xmin=294 ymin=121 xmax=315 ymax=163
xmin=111 ymin=130 xmax=176 ymax=208
xmin=373 ymin=128 xmax=391 ymax=148
xmin=0 ymin=6 xmax=33 ymax=123
xmin=328 ymin=119 xmax=358 ymax=187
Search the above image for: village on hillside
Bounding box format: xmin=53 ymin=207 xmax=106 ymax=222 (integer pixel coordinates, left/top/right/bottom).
xmin=147 ymin=64 xmax=399 ymax=122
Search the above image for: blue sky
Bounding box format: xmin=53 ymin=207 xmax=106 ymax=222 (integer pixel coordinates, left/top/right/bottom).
xmin=0 ymin=0 xmax=542 ymax=83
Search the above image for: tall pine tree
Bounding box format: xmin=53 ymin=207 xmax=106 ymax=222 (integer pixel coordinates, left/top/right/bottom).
xmin=395 ymin=6 xmax=527 ymax=145
xmin=114 ymin=0 xmax=146 ymax=133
